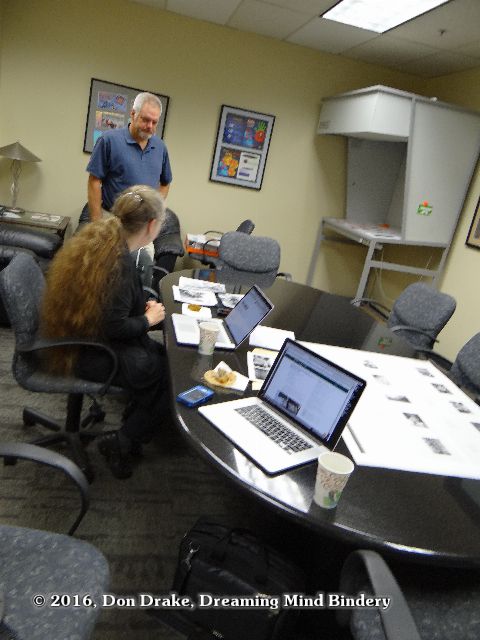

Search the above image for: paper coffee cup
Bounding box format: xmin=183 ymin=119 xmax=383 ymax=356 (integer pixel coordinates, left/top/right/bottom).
xmin=198 ymin=321 xmax=220 ymax=356
xmin=313 ymin=451 xmax=354 ymax=509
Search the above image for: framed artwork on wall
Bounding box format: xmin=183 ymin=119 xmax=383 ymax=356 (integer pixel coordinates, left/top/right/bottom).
xmin=83 ymin=78 xmax=169 ymax=153
xmin=209 ymin=105 xmax=275 ymax=190
xmin=466 ymin=195 xmax=480 ymax=249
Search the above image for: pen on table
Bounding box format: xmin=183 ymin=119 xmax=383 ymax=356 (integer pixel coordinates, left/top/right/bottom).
xmin=347 ymin=425 xmax=365 ymax=454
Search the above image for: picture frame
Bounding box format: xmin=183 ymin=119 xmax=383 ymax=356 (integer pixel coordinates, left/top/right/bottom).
xmin=209 ymin=105 xmax=275 ymax=190
xmin=83 ymin=78 xmax=169 ymax=153
xmin=466 ymin=195 xmax=480 ymax=249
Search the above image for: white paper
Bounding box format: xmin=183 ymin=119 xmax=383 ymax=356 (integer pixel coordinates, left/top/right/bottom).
xmin=300 ymin=341 xmax=480 ymax=480
xmin=249 ymin=326 xmax=295 ymax=351
xmin=246 ymin=348 xmax=278 ymax=386
xmin=173 ymin=285 xmax=217 ymax=306
xmin=178 ymin=276 xmax=225 ymax=294
xmin=218 ymin=293 xmax=244 ymax=309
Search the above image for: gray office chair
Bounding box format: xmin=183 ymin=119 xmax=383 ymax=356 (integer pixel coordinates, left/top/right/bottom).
xmin=0 ymin=253 xmax=125 ymax=481
xmin=0 ymin=445 xmax=108 ymax=638
xmin=419 ymin=332 xmax=480 ymax=400
xmin=337 ymin=549 xmax=480 ymax=640
xmin=215 ymin=230 xmax=291 ymax=283
xmin=201 ymin=219 xmax=255 ymax=267
xmin=353 ymin=282 xmax=456 ymax=350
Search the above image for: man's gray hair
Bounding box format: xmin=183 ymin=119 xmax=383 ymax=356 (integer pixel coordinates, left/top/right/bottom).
xmin=132 ymin=92 xmax=162 ymax=116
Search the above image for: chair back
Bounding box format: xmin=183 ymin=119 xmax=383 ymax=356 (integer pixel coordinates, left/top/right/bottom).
xmin=236 ymin=219 xmax=255 ymax=235
xmin=0 ymin=252 xmax=44 ymax=348
xmin=218 ymin=231 xmax=280 ymax=276
xmin=388 ymin=282 xmax=456 ymax=349
xmin=450 ymin=332 xmax=480 ymax=394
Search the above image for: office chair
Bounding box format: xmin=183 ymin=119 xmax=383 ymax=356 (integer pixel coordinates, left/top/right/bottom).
xmin=352 ymin=282 xmax=456 ymax=350
xmin=337 ymin=549 xmax=480 ymax=640
xmin=0 ymin=442 xmax=108 ymax=638
xmin=201 ymin=219 xmax=255 ymax=267
xmin=0 ymin=253 xmax=125 ymax=481
xmin=419 ymin=332 xmax=480 ymax=401
xmin=215 ymin=230 xmax=292 ymax=282
xmin=0 ymin=223 xmax=61 ymax=325
xmin=134 ymin=207 xmax=185 ymax=292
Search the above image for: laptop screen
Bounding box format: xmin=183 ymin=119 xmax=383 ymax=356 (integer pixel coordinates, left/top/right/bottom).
xmin=260 ymin=339 xmax=366 ymax=448
xmin=225 ymin=285 xmax=273 ymax=346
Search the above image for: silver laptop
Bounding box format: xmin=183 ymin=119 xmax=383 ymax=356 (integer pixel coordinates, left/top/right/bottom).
xmin=199 ymin=339 xmax=366 ymax=474
xmin=172 ymin=285 xmax=273 ymax=350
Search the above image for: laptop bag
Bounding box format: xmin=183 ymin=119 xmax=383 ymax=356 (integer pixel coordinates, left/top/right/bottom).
xmin=169 ymin=518 xmax=306 ymax=640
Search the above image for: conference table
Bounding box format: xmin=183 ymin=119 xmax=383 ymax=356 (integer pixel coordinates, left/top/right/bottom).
xmin=161 ymin=269 xmax=480 ymax=568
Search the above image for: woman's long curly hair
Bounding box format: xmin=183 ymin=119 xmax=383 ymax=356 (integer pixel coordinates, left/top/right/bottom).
xmin=41 ymin=185 xmax=165 ymax=374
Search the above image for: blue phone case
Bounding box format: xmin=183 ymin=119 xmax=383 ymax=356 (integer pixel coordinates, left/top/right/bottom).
xmin=176 ymin=385 xmax=214 ymax=407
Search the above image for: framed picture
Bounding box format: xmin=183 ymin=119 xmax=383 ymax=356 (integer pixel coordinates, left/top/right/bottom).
xmin=83 ymin=78 xmax=169 ymax=153
xmin=209 ymin=105 xmax=275 ymax=190
xmin=466 ymin=195 xmax=480 ymax=249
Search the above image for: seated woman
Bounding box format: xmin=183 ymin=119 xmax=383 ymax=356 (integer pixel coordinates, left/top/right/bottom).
xmin=41 ymin=185 xmax=168 ymax=479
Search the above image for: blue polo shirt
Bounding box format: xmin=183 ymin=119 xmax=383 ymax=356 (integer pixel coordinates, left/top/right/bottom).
xmin=86 ymin=126 xmax=172 ymax=211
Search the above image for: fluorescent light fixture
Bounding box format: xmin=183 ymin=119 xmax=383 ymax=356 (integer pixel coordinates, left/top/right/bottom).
xmin=322 ymin=0 xmax=450 ymax=33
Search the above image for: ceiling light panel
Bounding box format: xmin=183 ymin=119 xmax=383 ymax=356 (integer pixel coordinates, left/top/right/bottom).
xmin=322 ymin=0 xmax=450 ymax=33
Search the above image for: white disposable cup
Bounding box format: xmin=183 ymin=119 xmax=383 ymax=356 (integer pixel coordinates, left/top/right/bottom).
xmin=198 ymin=321 xmax=220 ymax=356
xmin=313 ymin=452 xmax=354 ymax=509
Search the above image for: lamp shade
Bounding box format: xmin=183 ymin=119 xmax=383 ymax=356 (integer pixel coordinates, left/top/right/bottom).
xmin=0 ymin=141 xmax=41 ymax=162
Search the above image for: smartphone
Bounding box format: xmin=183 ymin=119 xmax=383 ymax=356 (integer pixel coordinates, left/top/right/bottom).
xmin=177 ymin=385 xmax=214 ymax=407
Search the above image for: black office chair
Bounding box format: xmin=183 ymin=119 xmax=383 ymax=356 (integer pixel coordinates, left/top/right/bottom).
xmin=352 ymin=282 xmax=456 ymax=350
xmin=0 ymin=253 xmax=125 ymax=481
xmin=337 ymin=549 xmax=480 ymax=640
xmin=0 ymin=223 xmax=61 ymax=325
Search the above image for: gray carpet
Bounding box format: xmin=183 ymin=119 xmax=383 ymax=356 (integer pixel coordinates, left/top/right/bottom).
xmin=0 ymin=325 xmax=301 ymax=639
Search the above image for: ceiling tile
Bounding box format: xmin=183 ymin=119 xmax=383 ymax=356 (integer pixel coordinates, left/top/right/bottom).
xmin=391 ymin=0 xmax=480 ymax=51
xmin=228 ymin=0 xmax=311 ymax=39
xmin=344 ymin=34 xmax=438 ymax=67
xmin=455 ymin=41 xmax=480 ymax=59
xmin=287 ymin=16 xmax=377 ymax=54
xmin=166 ymin=0 xmax=241 ymax=25
xmin=264 ymin=0 xmax=335 ymax=16
xmin=394 ymin=50 xmax=480 ymax=78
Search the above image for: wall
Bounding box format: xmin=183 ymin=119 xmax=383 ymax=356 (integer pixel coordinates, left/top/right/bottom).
xmin=0 ymin=0 xmax=424 ymax=289
xmin=420 ymin=67 xmax=480 ymax=359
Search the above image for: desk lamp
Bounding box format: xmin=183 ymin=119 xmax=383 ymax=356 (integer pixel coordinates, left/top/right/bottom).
xmin=0 ymin=141 xmax=41 ymax=213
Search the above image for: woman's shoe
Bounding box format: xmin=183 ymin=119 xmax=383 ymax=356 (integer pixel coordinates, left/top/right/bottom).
xmin=98 ymin=432 xmax=133 ymax=479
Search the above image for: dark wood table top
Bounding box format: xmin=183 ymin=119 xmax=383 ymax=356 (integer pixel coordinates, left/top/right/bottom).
xmin=161 ymin=270 xmax=480 ymax=568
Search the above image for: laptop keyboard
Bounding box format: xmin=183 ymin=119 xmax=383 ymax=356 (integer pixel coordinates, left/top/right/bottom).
xmin=235 ymin=405 xmax=312 ymax=454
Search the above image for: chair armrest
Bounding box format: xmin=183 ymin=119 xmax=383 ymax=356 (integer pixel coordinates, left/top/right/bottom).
xmin=277 ymin=272 xmax=292 ymax=281
xmin=389 ymin=324 xmax=438 ymax=344
xmin=351 ymin=297 xmax=391 ymax=319
xmin=0 ymin=442 xmax=89 ymax=535
xmin=18 ymin=337 xmax=119 ymax=396
xmin=338 ymin=550 xmax=421 ymax=640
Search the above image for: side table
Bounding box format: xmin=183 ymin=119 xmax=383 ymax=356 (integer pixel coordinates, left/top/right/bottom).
xmin=0 ymin=206 xmax=70 ymax=241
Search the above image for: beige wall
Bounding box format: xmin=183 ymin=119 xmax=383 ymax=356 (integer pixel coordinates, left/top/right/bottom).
xmin=420 ymin=68 xmax=480 ymax=359
xmin=0 ymin=0 xmax=423 ymax=288
xmin=0 ymin=0 xmax=478 ymax=360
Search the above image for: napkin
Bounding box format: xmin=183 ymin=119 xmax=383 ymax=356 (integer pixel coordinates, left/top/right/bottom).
xmin=204 ymin=361 xmax=249 ymax=392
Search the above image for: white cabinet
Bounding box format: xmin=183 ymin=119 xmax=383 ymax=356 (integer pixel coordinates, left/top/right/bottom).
xmin=308 ymin=85 xmax=480 ymax=296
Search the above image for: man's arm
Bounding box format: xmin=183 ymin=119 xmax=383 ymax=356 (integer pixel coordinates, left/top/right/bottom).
xmin=159 ymin=183 xmax=170 ymax=199
xmin=87 ymin=174 xmax=103 ymax=221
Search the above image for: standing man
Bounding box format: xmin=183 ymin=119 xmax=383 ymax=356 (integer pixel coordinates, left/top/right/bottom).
xmin=80 ymin=92 xmax=172 ymax=225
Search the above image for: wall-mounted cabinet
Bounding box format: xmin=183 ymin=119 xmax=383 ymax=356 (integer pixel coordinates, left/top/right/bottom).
xmin=308 ymin=85 xmax=480 ymax=298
